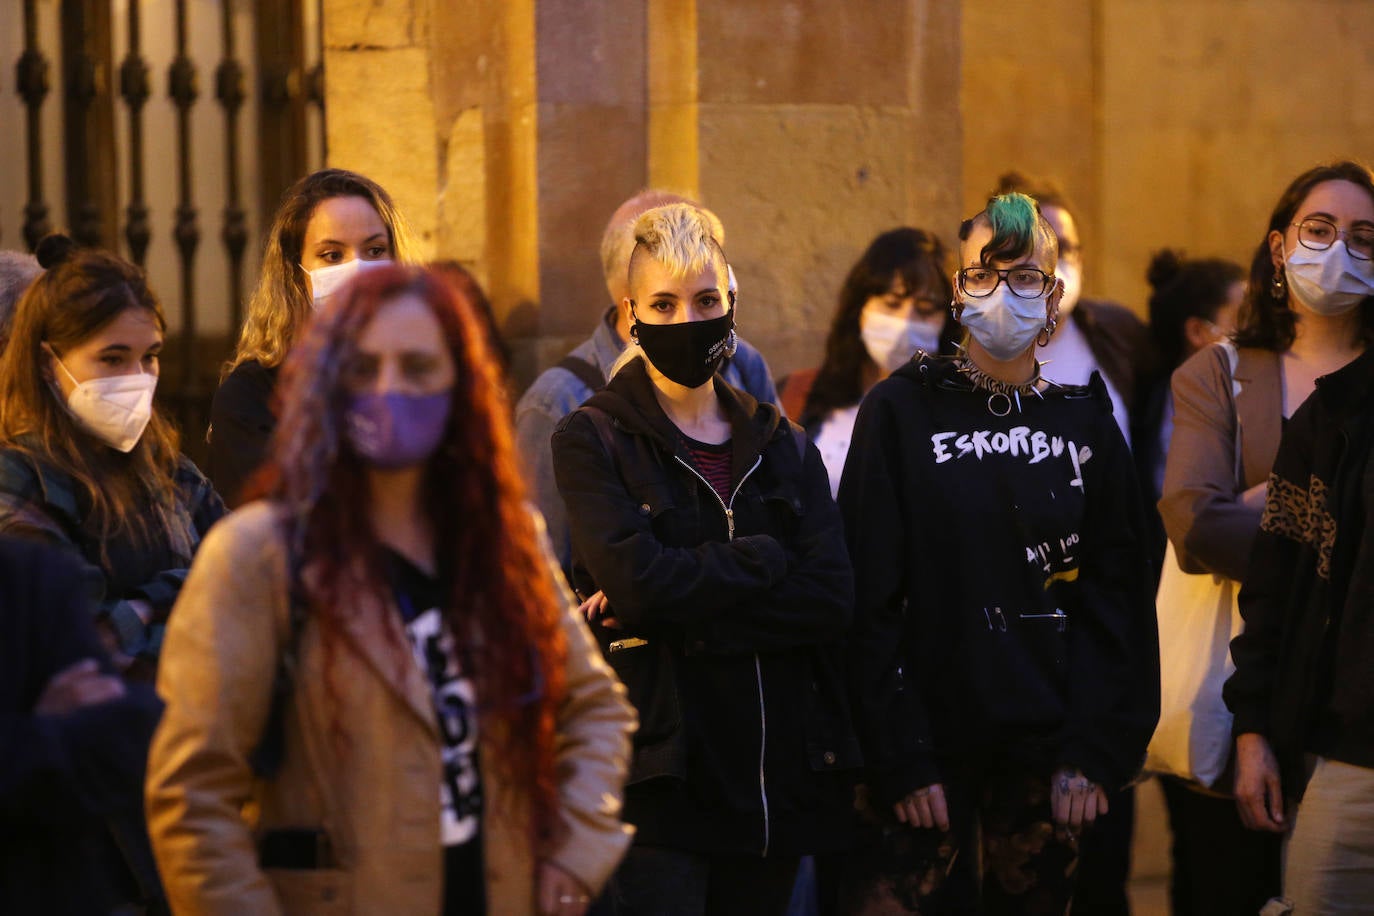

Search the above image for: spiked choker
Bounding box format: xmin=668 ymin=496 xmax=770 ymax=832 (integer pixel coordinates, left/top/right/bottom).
xmin=954 ymin=355 xmax=1044 ymax=417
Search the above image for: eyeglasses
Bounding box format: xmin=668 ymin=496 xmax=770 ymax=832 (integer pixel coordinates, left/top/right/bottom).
xmin=957 ymin=266 xmax=1056 ymax=299
xmin=1292 ymin=217 xmax=1374 ymax=261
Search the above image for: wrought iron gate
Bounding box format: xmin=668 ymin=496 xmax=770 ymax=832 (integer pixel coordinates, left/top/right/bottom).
xmin=5 ymin=0 xmax=325 ymax=461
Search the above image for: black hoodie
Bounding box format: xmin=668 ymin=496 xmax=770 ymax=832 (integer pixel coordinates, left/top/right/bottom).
xmin=839 ymin=353 xmax=1160 ymax=805
xmin=551 ymin=357 xmax=859 ymax=857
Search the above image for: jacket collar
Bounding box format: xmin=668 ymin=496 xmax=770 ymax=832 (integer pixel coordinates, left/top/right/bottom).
xmin=1314 ymin=347 xmax=1374 ymax=418
xmin=586 ymin=356 xmax=783 ymax=479
xmin=301 ymin=558 xmax=440 ymax=739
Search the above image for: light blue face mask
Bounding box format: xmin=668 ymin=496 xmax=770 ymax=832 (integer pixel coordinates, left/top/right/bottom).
xmin=958 ymin=287 xmax=1050 ymax=361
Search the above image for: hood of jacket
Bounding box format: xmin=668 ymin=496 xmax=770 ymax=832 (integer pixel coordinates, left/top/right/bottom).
xmin=583 ymin=355 xmax=785 ymax=479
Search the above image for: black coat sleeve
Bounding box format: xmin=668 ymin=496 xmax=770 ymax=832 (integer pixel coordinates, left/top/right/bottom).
xmin=695 ymin=432 xmax=855 ymax=652
xmin=1224 ymin=397 xmax=1320 ymax=739
xmin=551 ymin=410 xmax=790 ymax=631
xmin=0 ymin=539 xmax=162 ymax=825
xmin=207 ymin=363 xmax=276 ymax=509
xmin=839 ymin=385 xmax=941 ymax=802
xmin=1059 ymin=404 xmax=1161 ymax=790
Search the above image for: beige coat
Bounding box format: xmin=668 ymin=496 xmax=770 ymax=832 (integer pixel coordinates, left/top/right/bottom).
xmin=146 ymin=502 xmax=635 ymax=915
xmin=1159 ymin=343 xmax=1284 ymax=582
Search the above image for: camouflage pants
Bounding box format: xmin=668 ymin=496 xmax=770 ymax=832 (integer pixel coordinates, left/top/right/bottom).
xmin=826 ymin=762 xmax=1079 ymax=915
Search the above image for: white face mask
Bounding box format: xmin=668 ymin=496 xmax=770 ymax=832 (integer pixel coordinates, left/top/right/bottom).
xmin=860 ymin=307 xmax=943 ymax=372
xmin=52 ymin=357 xmax=157 ymax=452
xmin=958 ymin=287 xmax=1049 ymax=361
xmin=1056 ymin=259 xmax=1082 ymax=317
xmin=305 ymin=257 xmax=394 ymax=308
xmin=1284 ymin=241 xmax=1374 ymax=316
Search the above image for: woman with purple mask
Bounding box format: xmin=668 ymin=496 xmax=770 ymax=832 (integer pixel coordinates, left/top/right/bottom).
xmin=149 ymin=266 xmax=635 ymax=915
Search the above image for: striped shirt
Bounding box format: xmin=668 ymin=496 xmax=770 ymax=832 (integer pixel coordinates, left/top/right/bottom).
xmin=681 ymin=436 xmax=733 ymax=505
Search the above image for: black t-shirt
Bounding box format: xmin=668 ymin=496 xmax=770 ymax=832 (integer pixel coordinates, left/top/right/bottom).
xmin=385 ymin=549 xmax=485 ymax=914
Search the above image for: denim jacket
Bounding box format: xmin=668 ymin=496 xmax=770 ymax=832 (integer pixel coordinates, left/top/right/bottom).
xmin=514 ymin=307 xmax=780 ymax=574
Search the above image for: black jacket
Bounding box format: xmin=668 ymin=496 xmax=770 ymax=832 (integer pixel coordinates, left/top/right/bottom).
xmin=551 ymin=357 xmax=859 ymax=857
xmin=0 ymin=537 xmax=164 ymax=913
xmin=207 ymin=359 xmax=279 ymax=509
xmin=839 ymin=354 xmax=1160 ymax=805
xmin=1226 ymin=349 xmax=1374 ymax=797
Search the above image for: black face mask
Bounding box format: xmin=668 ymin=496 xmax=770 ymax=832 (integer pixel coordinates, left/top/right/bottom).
xmin=631 ymin=308 xmax=735 ymax=389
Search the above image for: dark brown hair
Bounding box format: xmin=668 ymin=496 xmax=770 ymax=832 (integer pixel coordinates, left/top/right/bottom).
xmin=1233 ymin=160 xmax=1374 ymax=352
xmin=801 ymin=228 xmax=954 ymax=426
xmin=1146 ymin=249 xmax=1245 ymax=371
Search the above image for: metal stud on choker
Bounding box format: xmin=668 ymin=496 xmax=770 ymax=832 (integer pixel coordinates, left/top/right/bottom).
xmin=954 ymin=355 xmax=1044 ymax=417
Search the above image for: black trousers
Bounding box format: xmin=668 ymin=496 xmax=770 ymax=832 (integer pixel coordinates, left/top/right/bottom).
xmin=1070 ymin=784 xmax=1134 ymax=914
xmin=594 ymin=844 xmax=801 ymax=916
xmin=1158 ymin=776 xmax=1282 ymax=916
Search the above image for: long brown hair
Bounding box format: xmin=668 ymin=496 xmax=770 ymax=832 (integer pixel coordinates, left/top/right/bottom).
xmin=0 ymin=239 xmax=188 ymax=554
xmin=228 ymin=168 xmax=417 ymax=374
xmin=255 ymin=265 xmax=568 ymax=847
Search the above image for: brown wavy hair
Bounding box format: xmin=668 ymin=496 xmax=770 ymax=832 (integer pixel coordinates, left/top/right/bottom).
xmin=1233 ymin=160 xmax=1374 ymax=353
xmin=253 ymin=265 xmax=568 ymax=848
xmin=227 ymin=168 xmax=417 ymax=375
xmin=0 ymin=241 xmax=190 ymax=556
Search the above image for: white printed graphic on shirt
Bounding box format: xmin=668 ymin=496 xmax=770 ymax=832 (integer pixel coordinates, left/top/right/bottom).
xmin=403 ymin=607 xmax=481 ymax=846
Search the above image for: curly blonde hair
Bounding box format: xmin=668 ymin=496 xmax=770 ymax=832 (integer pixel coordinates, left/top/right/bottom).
xmin=228 ymin=168 xmax=417 ymax=374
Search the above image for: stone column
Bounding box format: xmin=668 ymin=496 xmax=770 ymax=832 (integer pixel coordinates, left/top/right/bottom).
xmin=324 ymin=0 xmax=963 ymax=385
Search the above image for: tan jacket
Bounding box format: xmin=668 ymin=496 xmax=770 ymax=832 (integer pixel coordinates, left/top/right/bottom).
xmin=146 ymin=502 xmax=635 ymax=915
xmin=1159 ymin=343 xmax=1284 ymax=582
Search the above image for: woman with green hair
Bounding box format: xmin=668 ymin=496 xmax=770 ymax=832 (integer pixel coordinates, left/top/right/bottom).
xmin=835 ymin=192 xmax=1160 ymax=913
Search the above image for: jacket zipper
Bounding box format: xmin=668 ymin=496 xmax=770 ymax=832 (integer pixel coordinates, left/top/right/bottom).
xmin=675 ymin=452 xmax=771 ymax=855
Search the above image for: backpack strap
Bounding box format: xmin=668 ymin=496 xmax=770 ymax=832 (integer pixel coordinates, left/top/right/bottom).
xmin=556 ymin=355 xmax=607 ymax=394
xmin=250 ymin=527 xmax=309 ymax=780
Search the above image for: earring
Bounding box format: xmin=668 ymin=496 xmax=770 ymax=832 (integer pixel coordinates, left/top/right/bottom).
xmin=1037 ymin=327 xmax=1052 ymax=348
xmin=630 ymin=327 xmax=640 ymax=345
xmin=724 ymin=329 xmax=738 ymax=359
xmin=1271 ymin=271 xmax=1287 ymax=300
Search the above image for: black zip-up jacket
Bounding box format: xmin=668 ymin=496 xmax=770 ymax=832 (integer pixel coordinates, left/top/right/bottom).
xmin=839 ymin=354 xmax=1160 ymax=805
xmin=1226 ymin=349 xmax=1374 ymax=799
xmin=551 ymin=357 xmax=860 ymax=857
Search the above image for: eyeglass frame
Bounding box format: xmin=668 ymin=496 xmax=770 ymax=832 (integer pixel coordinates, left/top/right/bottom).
xmin=956 ymin=265 xmax=1058 ymax=300
xmin=1290 ymin=216 xmax=1374 ymax=261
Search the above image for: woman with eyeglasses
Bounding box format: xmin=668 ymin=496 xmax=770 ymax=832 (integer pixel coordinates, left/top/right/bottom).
xmin=836 ymin=192 xmax=1159 ymax=913
xmin=1209 ymin=161 xmax=1374 ymax=912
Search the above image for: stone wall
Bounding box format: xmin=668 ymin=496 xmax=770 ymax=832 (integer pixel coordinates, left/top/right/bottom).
xmin=323 ymin=0 xmax=964 ymax=388
xmin=961 ymin=0 xmax=1374 ymax=317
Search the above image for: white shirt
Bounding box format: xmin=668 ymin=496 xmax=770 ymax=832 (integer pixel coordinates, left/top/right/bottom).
xmin=1039 ymin=316 xmax=1132 ymax=447
xmin=814 ymin=404 xmax=861 ymax=500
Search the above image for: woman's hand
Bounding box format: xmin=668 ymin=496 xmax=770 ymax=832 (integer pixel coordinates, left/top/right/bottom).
xmin=537 ymin=860 xmax=592 ymax=916
xmin=1234 ymin=732 xmax=1286 ymax=832
xmin=893 ymin=783 xmax=949 ymax=831
xmin=1050 ymin=767 xmax=1108 ymax=840
xmin=576 ymin=590 xmax=620 ymax=629
xmin=34 ymin=658 xmax=126 ymax=715
xmin=1240 ymin=481 xmax=1269 ymax=511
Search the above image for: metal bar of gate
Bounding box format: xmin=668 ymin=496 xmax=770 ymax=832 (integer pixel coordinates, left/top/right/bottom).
xmin=18 ymin=0 xmax=52 ymax=251
xmin=120 ymin=0 xmax=151 ymax=266
xmin=217 ymin=1 xmax=248 ymax=334
xmin=169 ymin=0 xmax=200 ymax=427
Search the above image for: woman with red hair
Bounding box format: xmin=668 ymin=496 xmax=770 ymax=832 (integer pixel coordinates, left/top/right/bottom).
xmin=146 ymin=265 xmax=635 ymax=915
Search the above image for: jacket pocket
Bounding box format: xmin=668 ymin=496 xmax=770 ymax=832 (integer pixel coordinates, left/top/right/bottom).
xmin=265 ymin=867 xmax=350 ymax=914
xmin=601 ymin=634 xmax=681 ymax=747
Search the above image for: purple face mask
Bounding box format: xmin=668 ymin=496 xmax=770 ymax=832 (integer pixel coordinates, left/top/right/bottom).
xmin=344 ymin=390 xmax=452 ymax=469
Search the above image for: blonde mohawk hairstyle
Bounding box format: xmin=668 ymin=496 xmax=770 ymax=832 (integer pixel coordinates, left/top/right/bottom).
xmin=629 ymin=203 xmax=727 ymax=286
